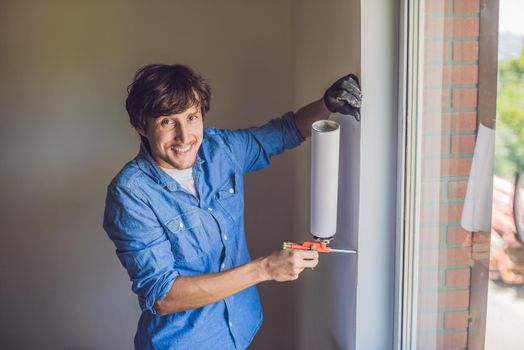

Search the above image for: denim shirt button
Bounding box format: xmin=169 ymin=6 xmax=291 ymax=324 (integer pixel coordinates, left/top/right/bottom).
xmin=207 ymin=207 xmax=213 ymax=212
xmin=223 ymin=234 xmax=228 ymax=241
xmin=229 ymin=188 xmax=234 ymax=194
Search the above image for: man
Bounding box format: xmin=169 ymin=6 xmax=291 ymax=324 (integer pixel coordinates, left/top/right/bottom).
xmin=103 ymin=64 xmax=361 ymax=349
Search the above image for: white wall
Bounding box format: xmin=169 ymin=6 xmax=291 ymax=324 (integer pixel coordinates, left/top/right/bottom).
xmin=356 ymin=0 xmax=399 ymax=349
xmin=0 ymin=1 xmax=298 ymax=349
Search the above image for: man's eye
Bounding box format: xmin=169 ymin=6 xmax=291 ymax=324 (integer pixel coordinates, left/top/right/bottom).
xmin=188 ymin=115 xmax=198 ymax=121
xmin=160 ymin=119 xmax=175 ymax=126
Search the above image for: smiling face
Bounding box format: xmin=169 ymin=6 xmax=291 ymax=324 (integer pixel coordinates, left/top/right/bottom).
xmin=139 ymin=104 xmax=204 ymax=170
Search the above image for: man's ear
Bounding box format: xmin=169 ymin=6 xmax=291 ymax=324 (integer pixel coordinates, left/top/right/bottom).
xmin=136 ymin=127 xmax=147 ymax=138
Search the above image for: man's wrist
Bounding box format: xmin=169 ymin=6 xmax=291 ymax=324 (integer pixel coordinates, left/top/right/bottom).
xmin=254 ymin=256 xmax=271 ymax=282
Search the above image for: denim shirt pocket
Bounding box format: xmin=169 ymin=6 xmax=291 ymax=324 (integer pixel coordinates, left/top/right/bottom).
xmin=165 ymin=210 xmax=208 ymax=263
xmin=216 ymin=172 xmax=243 ymax=221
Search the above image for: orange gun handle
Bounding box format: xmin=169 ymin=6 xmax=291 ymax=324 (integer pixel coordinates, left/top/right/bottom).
xmin=290 ymin=244 xmax=310 ymax=251
xmin=283 ymin=241 xmax=331 ymax=253
xmin=301 ymin=241 xmax=331 ymax=253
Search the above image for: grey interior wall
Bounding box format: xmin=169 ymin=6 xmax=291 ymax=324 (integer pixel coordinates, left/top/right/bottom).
xmin=290 ymin=1 xmax=361 ymax=349
xmin=0 ymin=1 xmax=298 ymax=349
xmin=291 ymin=1 xmax=400 ymax=349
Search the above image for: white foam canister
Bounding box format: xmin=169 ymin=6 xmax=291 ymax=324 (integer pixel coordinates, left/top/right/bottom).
xmin=310 ymin=120 xmax=340 ymax=240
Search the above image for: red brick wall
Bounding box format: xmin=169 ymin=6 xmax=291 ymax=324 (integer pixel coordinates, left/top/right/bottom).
xmin=418 ymin=0 xmax=481 ymax=348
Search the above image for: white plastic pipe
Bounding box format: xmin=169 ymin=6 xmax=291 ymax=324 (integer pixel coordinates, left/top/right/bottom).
xmin=310 ymin=120 xmax=341 ymax=240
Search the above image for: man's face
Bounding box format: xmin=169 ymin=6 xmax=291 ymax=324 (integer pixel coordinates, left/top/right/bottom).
xmin=139 ymin=105 xmax=204 ymax=170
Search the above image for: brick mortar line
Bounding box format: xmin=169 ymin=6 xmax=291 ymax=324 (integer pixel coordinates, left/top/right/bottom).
xmin=425 ymin=60 xmax=479 ymax=66
xmin=421 ymin=153 xmax=475 ymax=160
xmin=441 ymin=107 xmax=478 ymax=113
xmin=420 ymin=264 xmax=471 ymax=272
xmin=426 ymin=37 xmax=480 ymax=43
xmin=421 ymin=221 xmax=466 ymax=227
xmin=420 ymin=199 xmax=465 ymax=206
xmin=424 ymin=108 xmax=478 ymax=114
xmin=440 ymin=310 xmax=446 ymax=330
xmin=434 ymin=84 xmax=478 ymax=89
xmin=426 ymin=13 xmax=481 ymax=19
xmin=418 ymin=306 xmax=470 ymax=313
xmin=425 ymin=83 xmax=479 ymax=89
xmin=445 ymin=88 xmax=452 ymax=108
xmin=419 ymin=199 xmax=466 ymax=206
xmin=422 ymin=130 xmax=477 ymax=136
xmin=419 ymin=286 xmax=471 ymax=293
xmin=419 ymin=242 xmax=472 ymax=250
xmin=426 ymin=36 xmax=480 ymax=41
xmin=418 ymin=288 xmax=467 ymax=295
xmin=447 ymin=40 xmax=453 ymax=60
xmin=420 ymin=243 xmax=473 ymax=250
xmin=420 ymin=205 xmax=470 ymax=213
xmin=416 ymin=327 xmax=469 ymax=336
xmin=439 ymin=306 xmax=470 ymax=313
xmin=442 ymin=198 xmax=466 ymax=205
xmin=422 ymin=176 xmax=470 ymax=182
xmin=421 ymin=221 xmax=467 ymax=226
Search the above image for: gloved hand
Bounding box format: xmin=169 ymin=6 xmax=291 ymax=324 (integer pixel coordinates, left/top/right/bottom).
xmin=323 ymin=74 xmax=362 ymax=121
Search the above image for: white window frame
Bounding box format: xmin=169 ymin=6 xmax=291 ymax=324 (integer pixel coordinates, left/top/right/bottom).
xmin=394 ymin=0 xmax=426 ymax=349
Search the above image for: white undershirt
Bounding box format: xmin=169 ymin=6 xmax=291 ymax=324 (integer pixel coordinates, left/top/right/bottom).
xmin=160 ymin=166 xmax=199 ymax=198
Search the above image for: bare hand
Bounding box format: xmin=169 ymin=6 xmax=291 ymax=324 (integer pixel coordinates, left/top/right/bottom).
xmin=261 ymin=249 xmax=319 ymax=282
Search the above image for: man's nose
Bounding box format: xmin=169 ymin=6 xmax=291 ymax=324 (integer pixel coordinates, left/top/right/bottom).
xmin=174 ymin=123 xmax=188 ymax=143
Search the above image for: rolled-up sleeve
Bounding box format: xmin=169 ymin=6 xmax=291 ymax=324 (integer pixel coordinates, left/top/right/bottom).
xmin=103 ymin=184 xmax=178 ymax=314
xmin=220 ymin=111 xmax=305 ymax=174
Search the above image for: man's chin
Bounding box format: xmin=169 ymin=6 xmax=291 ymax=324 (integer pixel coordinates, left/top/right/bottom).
xmin=174 ymin=164 xmax=194 ymax=170
xmin=168 ymin=156 xmax=196 ymax=170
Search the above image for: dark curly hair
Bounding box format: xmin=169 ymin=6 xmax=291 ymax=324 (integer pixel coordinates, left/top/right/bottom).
xmin=125 ymin=64 xmax=211 ymax=145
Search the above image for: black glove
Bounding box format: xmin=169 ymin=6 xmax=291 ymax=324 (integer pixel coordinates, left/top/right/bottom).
xmin=323 ymin=74 xmax=362 ymax=121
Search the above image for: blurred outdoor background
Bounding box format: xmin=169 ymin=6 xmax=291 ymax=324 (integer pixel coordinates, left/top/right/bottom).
xmin=486 ymin=0 xmax=524 ymax=348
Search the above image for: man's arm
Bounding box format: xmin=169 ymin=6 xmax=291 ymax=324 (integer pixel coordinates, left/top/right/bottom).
xmin=104 ymin=183 xmax=319 ymax=317
xmin=293 ymin=99 xmax=331 ymax=139
xmin=154 ymin=249 xmax=318 ymax=315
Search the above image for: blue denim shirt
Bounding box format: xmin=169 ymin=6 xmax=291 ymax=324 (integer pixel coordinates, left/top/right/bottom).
xmin=103 ymin=112 xmax=304 ymax=349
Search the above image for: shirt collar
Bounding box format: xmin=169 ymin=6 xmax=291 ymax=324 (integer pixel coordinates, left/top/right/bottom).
xmin=136 ymin=140 xmax=205 ymax=192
